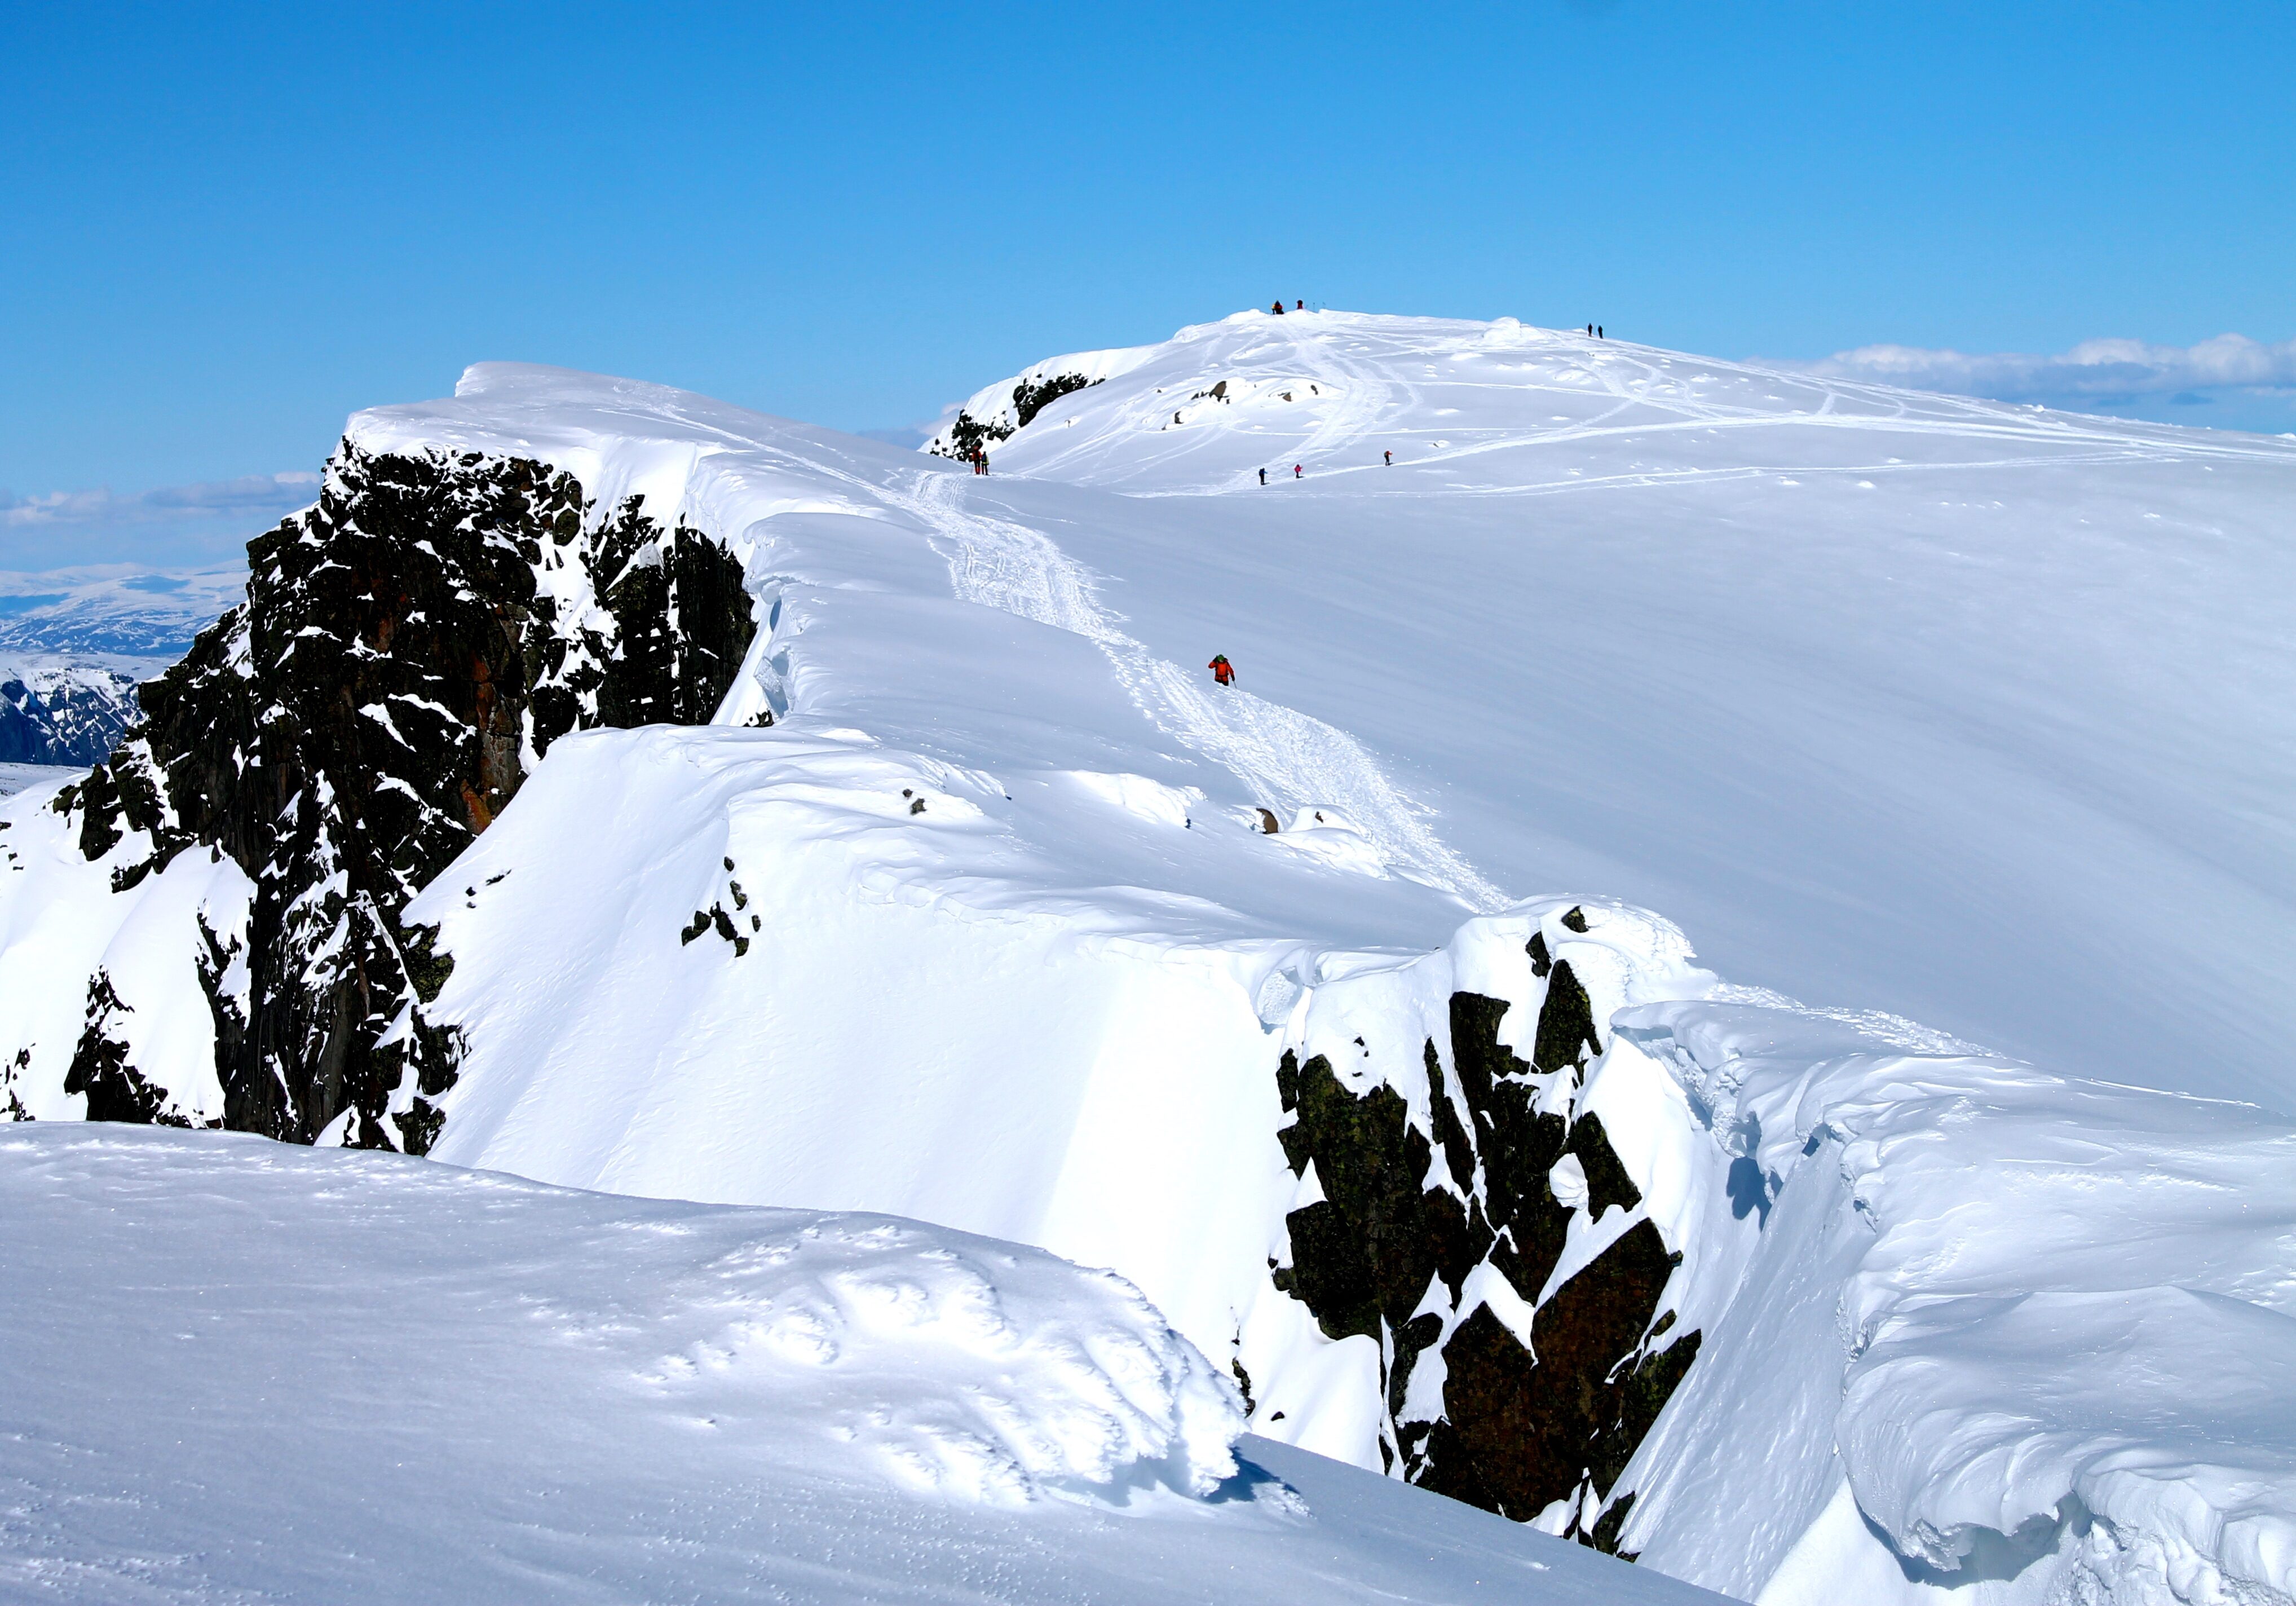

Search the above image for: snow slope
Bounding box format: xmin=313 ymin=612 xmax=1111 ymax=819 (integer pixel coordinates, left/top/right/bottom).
xmin=0 ymin=1123 xmax=1725 ymax=1606
xmin=949 ymin=310 xmax=2296 ymax=1109
xmin=6 ymin=318 xmax=2295 ymax=1604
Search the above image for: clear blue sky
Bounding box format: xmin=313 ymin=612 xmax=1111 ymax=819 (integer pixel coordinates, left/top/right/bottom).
xmin=3 ymin=1 xmax=2291 ymax=559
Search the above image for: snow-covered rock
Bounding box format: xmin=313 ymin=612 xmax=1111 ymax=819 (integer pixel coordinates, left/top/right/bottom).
xmin=3 ymin=444 xmax=757 ymax=1147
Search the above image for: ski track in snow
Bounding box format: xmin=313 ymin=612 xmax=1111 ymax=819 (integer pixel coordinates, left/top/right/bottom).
xmin=892 ymin=469 xmax=1507 ymax=912
xmin=1038 ymin=324 xmax=2295 ymax=500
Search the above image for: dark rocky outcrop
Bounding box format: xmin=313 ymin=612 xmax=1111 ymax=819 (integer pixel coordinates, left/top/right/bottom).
xmin=61 ymin=973 xmax=196 ymax=1126
xmin=1010 ymin=372 xmax=1096 ymax=430
xmin=1273 ymin=933 xmax=1697 ymax=1553
xmin=47 ymin=445 xmax=755 ymax=1152
xmin=927 ymin=372 xmax=1102 ymax=461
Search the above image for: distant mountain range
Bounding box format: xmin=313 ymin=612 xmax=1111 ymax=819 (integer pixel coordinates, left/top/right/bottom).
xmin=0 ymin=566 xmax=242 ymax=766
xmin=0 ymin=564 xmax=245 ymax=661
xmin=0 ymin=657 xmax=148 ymax=765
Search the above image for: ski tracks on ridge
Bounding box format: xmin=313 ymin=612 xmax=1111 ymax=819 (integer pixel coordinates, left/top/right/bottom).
xmin=891 ymin=470 xmax=1506 ymax=912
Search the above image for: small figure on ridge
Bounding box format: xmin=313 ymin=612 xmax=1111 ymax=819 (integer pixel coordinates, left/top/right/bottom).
xmin=1209 ymin=654 xmax=1235 ymax=687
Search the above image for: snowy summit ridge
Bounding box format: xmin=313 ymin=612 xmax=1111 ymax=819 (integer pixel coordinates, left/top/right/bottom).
xmin=5 ymin=311 xmax=2296 ymax=1606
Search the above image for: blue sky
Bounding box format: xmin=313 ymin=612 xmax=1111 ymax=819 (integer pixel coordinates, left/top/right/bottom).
xmin=4 ymin=2 xmax=2291 ymax=566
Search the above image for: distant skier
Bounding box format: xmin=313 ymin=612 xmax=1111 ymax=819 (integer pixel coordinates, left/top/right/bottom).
xmin=1209 ymin=654 xmax=1235 ymax=687
xmin=1271 ymin=300 xmax=1286 ymax=315
xmin=1293 ymin=464 xmax=1302 ymax=479
xmin=1259 ymin=467 xmax=1267 ymax=485
xmin=1598 ymin=325 xmax=1604 ymax=339
xmin=1384 ymin=449 xmax=1392 ymax=466
xmin=1295 ymin=300 xmax=1304 ymax=311
xmin=1586 ymin=324 xmax=1593 ymax=336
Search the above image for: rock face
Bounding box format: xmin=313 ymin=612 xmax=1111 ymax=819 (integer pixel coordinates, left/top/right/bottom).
xmin=925 ymin=372 xmax=1100 ymax=462
xmin=0 ymin=662 xmax=141 ymax=765
xmin=1273 ymin=916 xmax=1697 ymax=1553
xmin=51 ymin=445 xmax=755 ymax=1152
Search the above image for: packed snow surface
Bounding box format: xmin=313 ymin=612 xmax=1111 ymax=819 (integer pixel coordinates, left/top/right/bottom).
xmin=7 ymin=312 xmax=2295 ymax=1604
xmin=0 ymin=1124 xmax=1726 ymax=1605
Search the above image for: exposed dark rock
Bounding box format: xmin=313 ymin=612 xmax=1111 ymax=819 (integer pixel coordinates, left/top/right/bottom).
xmin=930 ymin=411 xmax=1006 ymax=465
xmin=4 ymin=1048 xmax=33 ymax=1120
xmin=927 ymin=373 xmax=1104 ymax=461
xmin=63 ymin=973 xmax=196 ymax=1127
xmin=1012 ymin=372 xmax=1096 ymax=430
xmin=1274 ymin=1049 xmax=1467 ymax=1348
xmin=1271 ymin=956 xmax=1699 ymax=1553
xmin=54 ymin=445 xmax=756 ymax=1153
xmin=1530 ymin=959 xmax=1602 ymax=1076
xmin=1418 ymin=1221 xmax=1685 ymax=1523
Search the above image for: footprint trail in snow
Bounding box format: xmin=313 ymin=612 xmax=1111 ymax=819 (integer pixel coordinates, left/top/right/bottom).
xmin=894 ymin=470 xmax=1507 ymax=912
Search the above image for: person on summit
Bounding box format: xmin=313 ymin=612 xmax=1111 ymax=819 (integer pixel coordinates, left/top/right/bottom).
xmin=1270 ymin=299 xmax=1286 ymax=315
xmin=1295 ymin=300 xmax=1304 ymax=311
xmin=1209 ymin=654 xmax=1235 ymax=687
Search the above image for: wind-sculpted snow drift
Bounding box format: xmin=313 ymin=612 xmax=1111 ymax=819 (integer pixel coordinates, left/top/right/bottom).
xmin=1 ymin=1125 xmax=1745 ymax=1605
xmin=5 ymin=314 xmax=2295 ymax=1604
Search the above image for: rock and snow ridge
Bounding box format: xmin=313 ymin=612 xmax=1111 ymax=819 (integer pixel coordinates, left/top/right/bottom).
xmin=8 ymin=445 xmax=756 ymax=1143
xmin=3 ymin=312 xmax=2295 ymax=1604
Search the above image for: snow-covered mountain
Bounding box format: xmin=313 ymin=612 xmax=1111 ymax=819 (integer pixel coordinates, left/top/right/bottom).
xmin=0 ymin=566 xmax=245 ymax=772
xmin=0 ymin=563 xmax=246 ymax=660
xmin=5 ymin=312 xmax=2295 ymax=1604
xmin=0 ymin=655 xmax=145 ymax=765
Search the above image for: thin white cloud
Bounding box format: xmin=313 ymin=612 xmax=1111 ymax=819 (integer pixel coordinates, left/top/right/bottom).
xmin=0 ymin=471 xmax=321 ymax=530
xmin=1796 ymin=334 xmax=2296 ymax=404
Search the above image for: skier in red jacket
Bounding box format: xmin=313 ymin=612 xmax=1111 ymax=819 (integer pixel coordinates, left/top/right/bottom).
xmin=1209 ymin=654 xmax=1235 ymax=687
